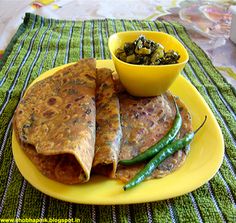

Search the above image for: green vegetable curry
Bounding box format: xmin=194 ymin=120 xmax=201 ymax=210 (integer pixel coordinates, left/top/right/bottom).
xmin=115 ymin=35 xmax=180 ymax=65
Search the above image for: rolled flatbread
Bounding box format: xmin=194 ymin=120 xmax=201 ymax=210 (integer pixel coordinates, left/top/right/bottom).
xmin=92 ymin=68 xmax=122 ymax=178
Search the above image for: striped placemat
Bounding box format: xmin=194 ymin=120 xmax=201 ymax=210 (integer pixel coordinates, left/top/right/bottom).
xmin=0 ymin=13 xmax=235 ymax=223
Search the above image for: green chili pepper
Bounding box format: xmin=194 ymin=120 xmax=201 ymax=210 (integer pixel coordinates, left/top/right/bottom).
xmin=119 ymin=98 xmax=182 ymax=166
xmin=123 ymin=116 xmax=207 ymax=191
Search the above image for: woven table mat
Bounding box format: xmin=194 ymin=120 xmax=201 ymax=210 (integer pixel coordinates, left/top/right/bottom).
xmin=0 ymin=13 xmax=236 ymax=223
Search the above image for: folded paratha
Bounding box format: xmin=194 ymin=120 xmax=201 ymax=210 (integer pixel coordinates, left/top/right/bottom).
xmin=92 ymin=68 xmax=122 ymax=178
xmin=116 ymin=92 xmax=192 ymax=182
xmin=13 ymin=59 xmax=96 ymax=184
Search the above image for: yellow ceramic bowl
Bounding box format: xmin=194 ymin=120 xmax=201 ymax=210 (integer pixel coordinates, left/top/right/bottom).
xmin=108 ymin=31 xmax=189 ymax=96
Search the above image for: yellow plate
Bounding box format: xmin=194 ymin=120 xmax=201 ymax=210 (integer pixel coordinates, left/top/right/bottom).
xmin=12 ymin=59 xmax=224 ymax=204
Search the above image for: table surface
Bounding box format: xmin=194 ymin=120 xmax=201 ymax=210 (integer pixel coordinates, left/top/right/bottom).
xmin=0 ymin=0 xmax=236 ymax=87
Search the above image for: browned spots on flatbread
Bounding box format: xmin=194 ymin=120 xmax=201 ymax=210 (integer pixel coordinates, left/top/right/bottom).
xmin=13 ymin=59 xmax=96 ymax=184
xmin=13 ymin=59 xmax=192 ymax=185
xmin=92 ymin=68 xmax=122 ymax=178
xmin=116 ymin=92 xmax=192 ymax=182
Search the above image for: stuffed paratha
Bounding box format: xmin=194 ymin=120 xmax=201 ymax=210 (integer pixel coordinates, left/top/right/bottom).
xmin=13 ymin=59 xmax=96 ymax=184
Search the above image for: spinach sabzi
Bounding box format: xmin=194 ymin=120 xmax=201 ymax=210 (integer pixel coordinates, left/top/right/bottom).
xmin=115 ymin=35 xmax=180 ymax=65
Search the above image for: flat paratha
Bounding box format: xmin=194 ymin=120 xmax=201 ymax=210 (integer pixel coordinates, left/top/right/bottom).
xmin=116 ymin=92 xmax=192 ymax=182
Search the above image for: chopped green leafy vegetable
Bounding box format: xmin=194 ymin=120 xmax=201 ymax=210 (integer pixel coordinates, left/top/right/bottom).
xmin=115 ymin=35 xmax=180 ymax=65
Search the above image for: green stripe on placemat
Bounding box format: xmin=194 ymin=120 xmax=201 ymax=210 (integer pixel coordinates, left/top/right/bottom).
xmin=0 ymin=13 xmax=236 ymax=222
